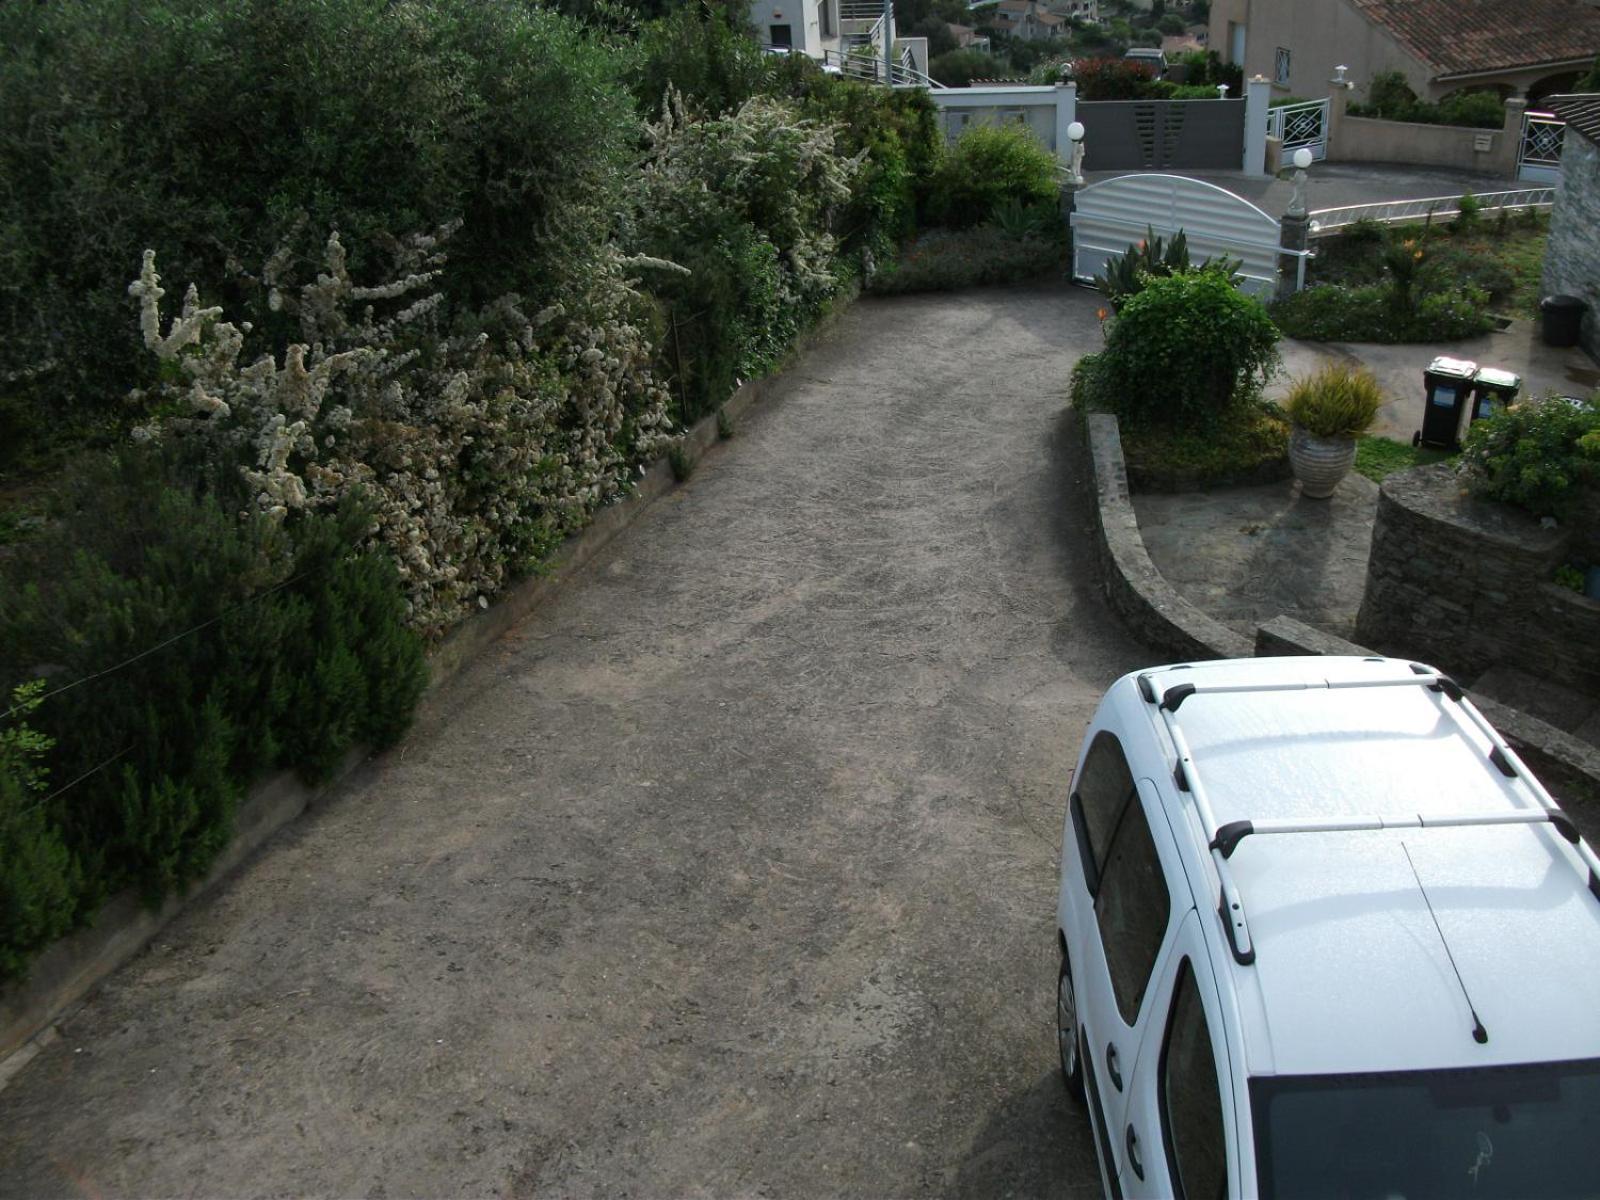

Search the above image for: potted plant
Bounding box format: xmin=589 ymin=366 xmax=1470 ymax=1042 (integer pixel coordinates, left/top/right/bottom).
xmin=1283 ymin=363 xmax=1384 ymax=498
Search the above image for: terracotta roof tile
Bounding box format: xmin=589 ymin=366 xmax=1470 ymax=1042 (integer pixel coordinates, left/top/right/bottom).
xmin=1351 ymin=0 xmax=1600 ymax=78
xmin=1547 ymin=92 xmax=1600 ymax=142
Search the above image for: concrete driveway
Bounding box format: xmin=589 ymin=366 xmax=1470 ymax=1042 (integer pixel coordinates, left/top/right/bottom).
xmin=0 ymin=284 xmax=1152 ymax=1198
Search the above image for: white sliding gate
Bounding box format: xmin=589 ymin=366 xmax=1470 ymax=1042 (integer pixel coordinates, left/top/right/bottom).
xmin=1070 ymin=174 xmax=1296 ymax=297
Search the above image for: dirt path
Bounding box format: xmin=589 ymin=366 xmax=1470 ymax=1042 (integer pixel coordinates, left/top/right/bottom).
xmin=0 ymin=284 xmax=1152 ymax=1198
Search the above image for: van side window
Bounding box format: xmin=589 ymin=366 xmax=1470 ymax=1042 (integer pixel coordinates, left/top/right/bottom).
xmin=1161 ymin=958 xmax=1227 ymax=1200
xmin=1071 ymin=731 xmax=1135 ymax=893
xmin=1094 ymin=792 xmax=1170 ymax=1024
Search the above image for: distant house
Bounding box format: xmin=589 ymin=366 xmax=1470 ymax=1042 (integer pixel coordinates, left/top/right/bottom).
xmin=1208 ymin=0 xmax=1600 ymax=103
xmin=1043 ymin=0 xmax=1100 ymax=20
xmin=1542 ymin=93 xmax=1600 ymax=359
xmin=946 ymin=23 xmax=992 ymax=53
xmin=748 ymin=0 xmax=844 ymax=58
xmin=993 ymin=0 xmax=1070 ymax=41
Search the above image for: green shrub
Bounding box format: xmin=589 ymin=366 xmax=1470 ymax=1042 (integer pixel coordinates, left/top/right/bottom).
xmin=1088 ymin=270 xmax=1280 ymax=430
xmin=0 ymin=0 xmax=639 ymax=467
xmin=1348 ymin=71 xmax=1503 ymax=128
xmin=1460 ymin=394 xmax=1600 ymax=518
xmin=627 ymin=5 xmax=775 ymax=117
xmin=867 ymin=226 xmax=1066 ymax=295
xmin=927 ymin=124 xmax=1059 ymax=229
xmin=0 ymin=448 xmax=427 ymax=979
xmin=929 ymin=49 xmax=1006 ymax=88
xmin=1283 ymin=363 xmax=1384 ymax=438
xmin=1119 ymin=403 xmax=1291 ymax=486
xmin=784 ymin=74 xmax=942 ymax=260
xmin=1272 ymin=282 xmax=1494 ymax=342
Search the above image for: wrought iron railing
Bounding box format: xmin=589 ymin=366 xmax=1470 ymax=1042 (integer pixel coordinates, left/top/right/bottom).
xmin=1266 ymin=98 xmax=1329 ymax=160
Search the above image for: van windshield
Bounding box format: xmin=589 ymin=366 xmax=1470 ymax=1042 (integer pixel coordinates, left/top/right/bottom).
xmin=1251 ymin=1059 xmax=1600 ymax=1199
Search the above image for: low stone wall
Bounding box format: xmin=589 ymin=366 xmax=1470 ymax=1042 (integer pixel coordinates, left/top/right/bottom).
xmin=1085 ymin=412 xmax=1254 ymax=662
xmin=1256 ymin=615 xmax=1600 ymax=832
xmin=1355 ymin=464 xmax=1600 ymax=695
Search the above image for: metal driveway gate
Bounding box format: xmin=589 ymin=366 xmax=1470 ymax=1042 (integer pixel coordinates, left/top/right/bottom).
xmin=1268 ymin=98 xmax=1328 ymax=161
xmin=1077 ymin=99 xmax=1245 ymax=170
xmin=1070 ymin=173 xmax=1289 ymax=297
xmin=1518 ymin=111 xmax=1566 ymax=184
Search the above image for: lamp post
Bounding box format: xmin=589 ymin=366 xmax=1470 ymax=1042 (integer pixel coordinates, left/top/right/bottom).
xmin=1287 ymin=145 xmax=1314 ymax=218
xmin=1278 ymin=146 xmax=1314 ymax=301
xmin=1067 ymin=120 xmax=1086 ymax=187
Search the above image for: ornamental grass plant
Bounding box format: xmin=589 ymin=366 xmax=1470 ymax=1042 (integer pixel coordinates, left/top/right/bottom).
xmin=1283 ymin=363 xmax=1384 ymax=439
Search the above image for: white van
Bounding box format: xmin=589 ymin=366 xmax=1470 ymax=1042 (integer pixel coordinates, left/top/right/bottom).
xmin=1056 ymin=655 xmax=1600 ymax=1198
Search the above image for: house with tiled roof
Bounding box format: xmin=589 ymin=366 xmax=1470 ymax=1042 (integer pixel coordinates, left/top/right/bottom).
xmin=1543 ymin=93 xmax=1600 ymax=359
xmin=992 ymin=0 xmax=1068 ymax=41
xmin=1208 ymin=0 xmax=1600 ymax=103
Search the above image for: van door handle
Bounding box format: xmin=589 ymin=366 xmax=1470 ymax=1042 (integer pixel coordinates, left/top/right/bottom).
xmin=1105 ymin=1042 xmax=1123 ymax=1091
xmin=1125 ymin=1125 xmax=1145 ymax=1180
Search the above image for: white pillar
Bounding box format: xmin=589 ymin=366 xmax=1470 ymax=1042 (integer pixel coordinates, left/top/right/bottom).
xmin=1053 ymin=83 xmax=1079 ymax=162
xmin=1243 ymin=75 xmax=1271 ymax=175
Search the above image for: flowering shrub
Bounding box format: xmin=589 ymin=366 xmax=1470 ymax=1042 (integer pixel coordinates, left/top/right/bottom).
xmin=131 ymin=229 xmax=675 ymax=635
xmin=630 ymin=92 xmax=857 ymax=419
xmin=0 ymin=0 xmax=639 ymax=467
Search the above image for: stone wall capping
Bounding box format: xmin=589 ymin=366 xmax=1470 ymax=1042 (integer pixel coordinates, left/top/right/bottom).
xmin=1086 ymin=412 xmax=1255 ymax=662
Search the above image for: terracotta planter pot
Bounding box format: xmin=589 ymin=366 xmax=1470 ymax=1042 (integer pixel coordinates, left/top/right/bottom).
xmin=1289 ymin=425 xmax=1356 ymax=499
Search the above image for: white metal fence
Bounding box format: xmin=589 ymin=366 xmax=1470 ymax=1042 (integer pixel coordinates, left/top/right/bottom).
xmin=1071 ymin=173 xmax=1299 ymax=296
xmin=1267 ymin=98 xmax=1329 ymax=162
xmin=1309 ymin=187 xmax=1556 ymax=234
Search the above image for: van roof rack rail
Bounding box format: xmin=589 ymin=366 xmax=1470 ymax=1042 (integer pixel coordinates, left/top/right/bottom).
xmin=1135 ymin=664 xmax=1600 ymax=967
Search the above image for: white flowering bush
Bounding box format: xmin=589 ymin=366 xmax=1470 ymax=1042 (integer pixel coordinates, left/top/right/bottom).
xmin=131 ymin=228 xmax=675 ymax=635
xmin=629 ymin=91 xmax=859 ymax=419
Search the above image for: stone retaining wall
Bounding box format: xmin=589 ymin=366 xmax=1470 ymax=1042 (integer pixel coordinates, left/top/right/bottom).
xmin=1355 ymin=464 xmax=1600 ymax=695
xmin=1085 ymin=412 xmax=1254 ymax=662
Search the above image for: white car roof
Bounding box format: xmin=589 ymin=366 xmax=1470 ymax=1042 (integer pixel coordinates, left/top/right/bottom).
xmin=1119 ymin=656 xmax=1600 ymax=1079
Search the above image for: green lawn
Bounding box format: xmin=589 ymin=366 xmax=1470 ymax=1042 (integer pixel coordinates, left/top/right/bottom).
xmin=1354 ymin=435 xmax=1454 ymax=483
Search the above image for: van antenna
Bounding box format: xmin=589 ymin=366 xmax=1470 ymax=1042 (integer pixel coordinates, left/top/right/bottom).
xmin=1402 ymin=842 xmax=1489 ymax=1045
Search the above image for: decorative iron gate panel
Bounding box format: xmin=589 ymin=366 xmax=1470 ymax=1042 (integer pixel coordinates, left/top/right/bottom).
xmin=1268 ymin=98 xmax=1328 ymax=161
xmin=1071 ymin=173 xmax=1287 ymax=296
xmin=1518 ymin=112 xmax=1566 ymax=184
xmin=1077 ymin=99 xmax=1245 ymax=170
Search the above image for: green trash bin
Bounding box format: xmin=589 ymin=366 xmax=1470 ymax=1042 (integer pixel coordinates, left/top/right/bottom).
xmin=1469 ymin=366 xmax=1521 ymax=427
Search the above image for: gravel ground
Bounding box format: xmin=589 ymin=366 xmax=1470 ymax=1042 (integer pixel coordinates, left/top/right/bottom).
xmin=0 ymin=282 xmax=1153 ymax=1199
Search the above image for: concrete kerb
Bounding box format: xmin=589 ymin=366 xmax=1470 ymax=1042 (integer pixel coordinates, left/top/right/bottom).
xmin=0 ymin=284 xmax=859 ymax=1073
xmin=1084 ymin=411 xmax=1255 ymax=662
